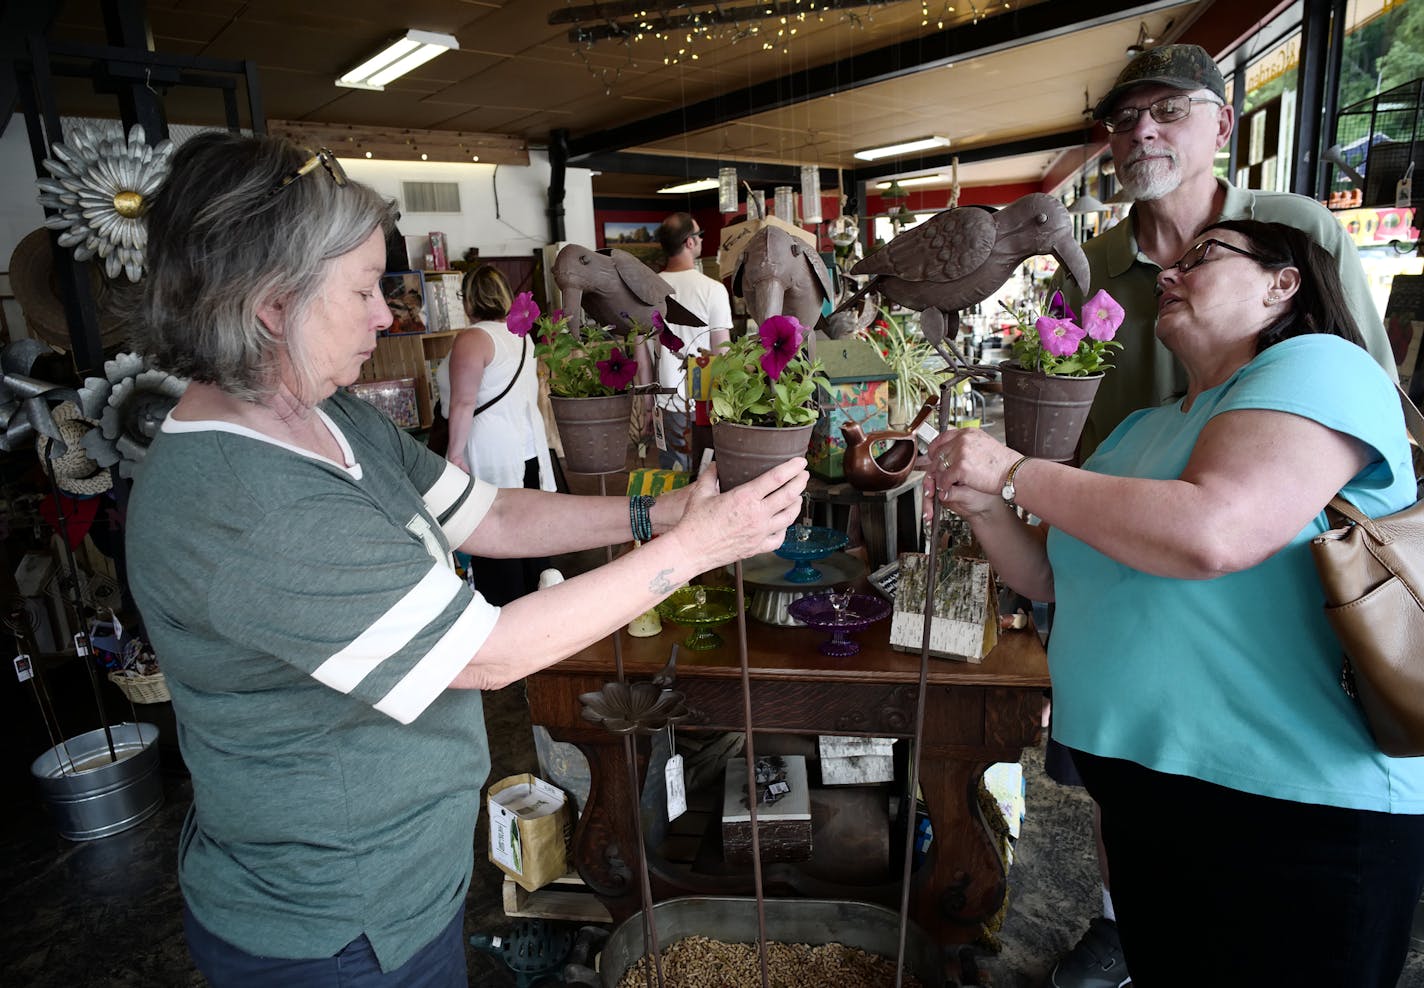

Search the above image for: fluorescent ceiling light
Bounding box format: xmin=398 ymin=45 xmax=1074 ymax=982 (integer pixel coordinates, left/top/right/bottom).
xmin=875 ymin=174 xmax=948 ymax=189
xmin=337 ymin=30 xmax=458 ymax=91
xmin=657 ymin=178 xmax=721 ymax=194
xmin=854 ymin=136 xmax=951 ymax=161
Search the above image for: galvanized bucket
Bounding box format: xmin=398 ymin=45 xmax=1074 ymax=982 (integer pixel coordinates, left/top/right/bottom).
xmin=551 ymin=393 xmax=634 ymax=475
xmin=598 ymin=896 xmax=944 ymax=987
xmin=711 ymin=421 xmax=813 ymax=490
xmin=30 ymin=722 xmax=163 ymax=841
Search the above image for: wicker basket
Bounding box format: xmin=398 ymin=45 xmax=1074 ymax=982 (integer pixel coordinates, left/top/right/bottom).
xmin=108 ymin=670 xmax=171 ymax=704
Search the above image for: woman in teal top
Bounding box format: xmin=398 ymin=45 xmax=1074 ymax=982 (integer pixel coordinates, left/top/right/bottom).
xmin=926 ymin=220 xmax=1424 ymax=987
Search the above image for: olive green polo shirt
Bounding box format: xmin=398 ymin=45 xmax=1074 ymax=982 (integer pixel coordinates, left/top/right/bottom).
xmin=1059 ymin=179 xmax=1395 ymax=458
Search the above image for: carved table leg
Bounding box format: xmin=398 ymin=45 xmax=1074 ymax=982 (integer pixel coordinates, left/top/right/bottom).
xmin=562 ymin=735 xmax=642 ymax=924
xmin=912 ymin=755 xmax=1004 ymax=944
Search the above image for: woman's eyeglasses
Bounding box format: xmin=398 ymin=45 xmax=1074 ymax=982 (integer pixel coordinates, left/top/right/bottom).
xmin=1102 ymin=94 xmax=1224 ymax=134
xmin=268 ymin=148 xmax=348 ymax=197
xmin=1169 ymin=238 xmax=1272 ymax=274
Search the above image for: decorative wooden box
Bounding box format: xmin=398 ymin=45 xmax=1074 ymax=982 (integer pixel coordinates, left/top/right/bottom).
xmin=889 ymin=550 xmax=999 ymax=662
xmin=808 ymin=338 xmax=895 ymax=480
xmin=721 ymin=755 xmax=812 ymax=865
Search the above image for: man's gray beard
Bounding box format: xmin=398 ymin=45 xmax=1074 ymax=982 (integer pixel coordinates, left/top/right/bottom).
xmin=1121 ymin=156 xmax=1182 ymax=201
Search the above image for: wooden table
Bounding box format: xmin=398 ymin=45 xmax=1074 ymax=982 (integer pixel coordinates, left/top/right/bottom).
xmin=525 ymin=613 xmax=1050 ymax=944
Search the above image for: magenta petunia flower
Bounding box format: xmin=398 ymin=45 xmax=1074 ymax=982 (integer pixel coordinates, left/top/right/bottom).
xmin=651 ymin=309 xmax=684 ymax=352
xmin=1081 ymin=289 xmax=1125 ymax=341
xmin=1036 ymin=316 xmax=1086 ymax=357
xmin=597 ymin=346 xmax=637 ymax=390
xmin=507 ymin=291 xmax=540 ymax=337
xmin=757 ymin=315 xmax=804 ymax=381
xmin=1047 ymin=289 xmax=1076 ymax=321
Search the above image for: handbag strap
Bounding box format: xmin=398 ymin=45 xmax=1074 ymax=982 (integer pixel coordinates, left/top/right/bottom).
xmin=472 ymin=334 xmax=529 ymax=417
xmin=1326 ymin=382 xmax=1424 ymax=535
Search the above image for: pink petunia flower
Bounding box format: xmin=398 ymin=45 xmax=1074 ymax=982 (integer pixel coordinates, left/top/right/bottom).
xmin=757 ymin=315 xmax=804 ymax=381
xmin=597 ymin=346 xmax=637 ymax=390
xmin=1047 ymin=289 xmax=1076 ymax=322
xmin=1081 ymin=289 xmax=1125 ymax=342
xmin=507 ymin=292 xmax=540 ymax=337
xmin=1036 ymin=316 xmax=1086 ymax=357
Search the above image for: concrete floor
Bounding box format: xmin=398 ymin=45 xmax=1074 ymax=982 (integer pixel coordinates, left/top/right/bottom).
xmin=5 ymin=678 xmax=1424 ymax=986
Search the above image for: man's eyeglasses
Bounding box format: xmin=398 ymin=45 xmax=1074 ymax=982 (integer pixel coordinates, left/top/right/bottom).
xmin=268 ymin=148 xmax=348 ymax=197
xmin=1102 ymin=94 xmax=1224 ymax=134
xmin=689 ymin=229 xmax=704 ymax=239
xmin=1169 ymin=238 xmax=1271 ymax=274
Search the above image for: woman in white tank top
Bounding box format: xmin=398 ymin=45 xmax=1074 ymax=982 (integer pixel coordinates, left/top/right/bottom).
xmin=436 ymin=266 xmax=555 ymax=603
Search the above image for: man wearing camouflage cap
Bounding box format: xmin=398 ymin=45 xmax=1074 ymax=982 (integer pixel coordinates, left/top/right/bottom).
xmin=1061 ymin=43 xmax=1395 ymax=462
xmin=1046 ymin=43 xmax=1397 ymax=988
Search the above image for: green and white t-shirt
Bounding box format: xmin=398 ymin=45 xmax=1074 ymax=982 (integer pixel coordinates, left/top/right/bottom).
xmin=127 ymin=391 xmax=499 ymax=971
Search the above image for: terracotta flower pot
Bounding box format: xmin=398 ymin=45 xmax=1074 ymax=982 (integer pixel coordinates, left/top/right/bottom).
xmin=711 ymin=420 xmax=813 ymax=490
xmin=550 ymin=393 xmax=634 ymax=475
xmin=998 ymin=363 xmax=1103 ymax=462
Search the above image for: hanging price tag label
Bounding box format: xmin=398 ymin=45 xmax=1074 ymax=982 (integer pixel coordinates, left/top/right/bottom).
xmin=73 ymin=633 xmax=90 ymax=657
xmin=14 ymin=654 xmax=33 ymax=683
xmin=665 ymin=753 xmax=687 ymax=822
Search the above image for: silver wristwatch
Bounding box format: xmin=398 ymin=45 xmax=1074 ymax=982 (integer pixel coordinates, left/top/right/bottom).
xmin=1001 ymin=456 xmax=1031 ymax=507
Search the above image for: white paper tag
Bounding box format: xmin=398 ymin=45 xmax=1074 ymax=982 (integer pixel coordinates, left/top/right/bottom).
xmin=72 ymin=633 xmax=90 ymax=657
xmin=13 ymin=654 xmax=33 ymax=683
xmin=665 ymin=753 xmax=686 ymax=821
xmin=111 ymin=611 xmax=124 ymax=641
xmin=1398 ymin=164 xmax=1415 ymax=209
xmin=652 ymin=404 xmax=668 ymax=452
xmin=489 ymin=801 xmax=524 ymax=875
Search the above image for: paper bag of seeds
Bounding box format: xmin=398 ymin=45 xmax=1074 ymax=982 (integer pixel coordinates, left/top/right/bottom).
xmin=487 ymin=773 xmax=571 ymax=892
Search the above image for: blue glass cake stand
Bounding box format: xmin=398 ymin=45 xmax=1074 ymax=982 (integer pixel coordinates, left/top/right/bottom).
xmin=774 ymin=524 xmax=850 ymax=583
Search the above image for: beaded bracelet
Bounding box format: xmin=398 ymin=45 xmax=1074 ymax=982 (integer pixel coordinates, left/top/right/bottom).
xmin=629 ymin=494 xmax=656 ymax=543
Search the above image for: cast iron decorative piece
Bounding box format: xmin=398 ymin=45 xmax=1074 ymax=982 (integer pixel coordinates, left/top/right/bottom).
xmin=551 ymin=243 xmax=704 ymax=338
xmin=78 ymin=352 xmax=189 ymax=479
xmin=578 ymin=680 xmax=689 ymax=735
xmin=840 ymin=193 xmax=1091 ymax=373
xmin=0 ymin=340 xmax=82 ymax=453
xmin=731 ymin=225 xmax=835 ymax=334
xmin=36 ymin=122 xmax=175 ymax=282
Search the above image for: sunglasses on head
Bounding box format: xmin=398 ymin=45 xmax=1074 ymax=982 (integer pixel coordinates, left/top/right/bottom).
xmin=268 ymin=148 xmax=348 ymax=197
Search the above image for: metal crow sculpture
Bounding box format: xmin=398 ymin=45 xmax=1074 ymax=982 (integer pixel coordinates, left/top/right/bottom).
xmin=731 ymin=225 xmax=834 ymax=333
xmin=552 ymin=243 xmax=704 ymax=338
xmin=843 ymin=192 xmax=1090 ymax=360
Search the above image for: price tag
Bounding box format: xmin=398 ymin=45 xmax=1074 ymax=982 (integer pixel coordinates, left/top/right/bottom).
xmin=111 ymin=610 xmax=124 ymax=641
xmin=665 ymin=753 xmax=686 ymax=821
xmin=73 ymin=633 xmax=90 ymax=657
xmin=652 ymin=405 xmax=668 ymax=453
xmin=1398 ymin=163 xmax=1415 ymax=209
xmin=14 ymin=654 xmax=33 ymax=683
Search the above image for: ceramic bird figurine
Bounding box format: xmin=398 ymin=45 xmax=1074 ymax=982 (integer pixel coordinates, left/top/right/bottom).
xmin=731 ymin=226 xmax=834 ymax=333
xmin=552 ymin=243 xmax=704 ymax=337
xmin=840 ymin=396 xmax=940 ymax=493
xmin=842 ymin=193 xmax=1091 ymax=364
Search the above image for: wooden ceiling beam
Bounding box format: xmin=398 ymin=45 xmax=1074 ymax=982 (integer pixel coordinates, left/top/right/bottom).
xmin=267 ymin=120 xmax=529 ymax=165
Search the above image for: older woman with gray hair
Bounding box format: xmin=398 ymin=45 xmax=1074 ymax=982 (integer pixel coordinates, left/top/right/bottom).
xmin=124 ymin=132 xmax=807 ymax=987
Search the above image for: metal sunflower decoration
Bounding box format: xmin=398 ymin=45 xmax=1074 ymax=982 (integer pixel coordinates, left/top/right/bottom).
xmin=78 ymin=352 xmax=189 ymax=479
xmin=36 ymin=122 xmax=175 ymax=283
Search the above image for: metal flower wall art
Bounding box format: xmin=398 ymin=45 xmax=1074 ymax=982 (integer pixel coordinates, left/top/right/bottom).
xmin=36 ymin=123 xmax=175 ymax=283
xmin=79 ymin=352 xmax=188 ymax=479
xmin=0 ymin=340 xmax=82 ymax=453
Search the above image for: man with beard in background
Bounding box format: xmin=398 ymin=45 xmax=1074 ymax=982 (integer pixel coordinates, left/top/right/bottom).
xmin=1061 ymin=43 xmax=1395 ymax=462
xmin=1044 ymin=44 xmax=1398 ymax=988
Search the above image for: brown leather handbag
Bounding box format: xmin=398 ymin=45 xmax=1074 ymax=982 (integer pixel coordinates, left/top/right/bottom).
xmin=1311 ymin=383 xmax=1424 ymax=757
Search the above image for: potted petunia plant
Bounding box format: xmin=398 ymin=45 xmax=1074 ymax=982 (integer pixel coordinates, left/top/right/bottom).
xmin=508 ymin=292 xmax=678 ymax=474
xmin=706 ymin=314 xmax=829 ymax=489
xmin=997 ymin=288 xmax=1125 ymax=462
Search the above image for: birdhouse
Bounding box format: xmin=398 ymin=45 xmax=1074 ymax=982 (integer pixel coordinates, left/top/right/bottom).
xmin=807 ymin=338 xmax=895 ymax=480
